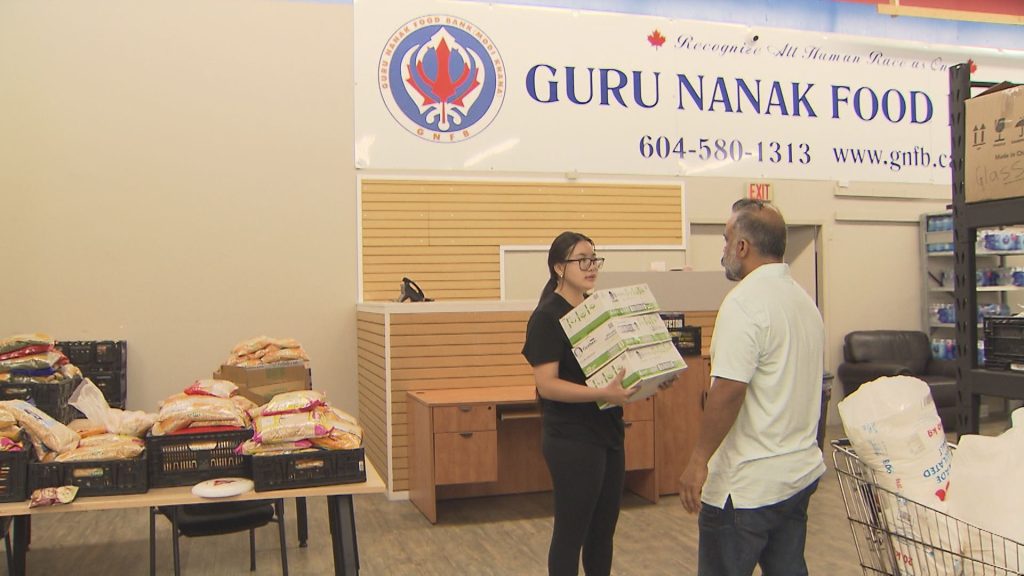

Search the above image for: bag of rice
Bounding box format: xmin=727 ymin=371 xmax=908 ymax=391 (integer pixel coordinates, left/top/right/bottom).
xmin=2 ymin=399 xmax=80 ymax=453
xmin=839 ymin=376 xmax=960 ymax=576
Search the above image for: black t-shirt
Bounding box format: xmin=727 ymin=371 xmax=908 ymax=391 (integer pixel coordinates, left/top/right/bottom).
xmin=521 ymin=292 xmax=624 ymax=449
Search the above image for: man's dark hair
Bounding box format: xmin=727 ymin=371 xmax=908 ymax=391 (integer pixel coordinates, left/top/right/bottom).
xmin=731 ymin=199 xmax=786 ymax=259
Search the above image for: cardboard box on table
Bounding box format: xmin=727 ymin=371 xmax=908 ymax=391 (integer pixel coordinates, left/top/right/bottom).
xmin=586 ymin=341 xmax=687 ymax=410
xmin=965 ymin=83 xmax=1024 ymax=204
xmin=213 ymin=363 xmax=311 ymax=405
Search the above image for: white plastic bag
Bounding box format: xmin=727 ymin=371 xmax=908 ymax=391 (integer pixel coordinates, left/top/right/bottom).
xmin=946 ymin=408 xmax=1024 ymax=573
xmin=69 ymin=379 xmax=156 ymax=437
xmin=838 ymin=375 xmax=960 ymax=576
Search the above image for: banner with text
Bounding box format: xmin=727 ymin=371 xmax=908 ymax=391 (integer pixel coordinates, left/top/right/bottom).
xmin=354 ymin=0 xmax=1024 ymax=184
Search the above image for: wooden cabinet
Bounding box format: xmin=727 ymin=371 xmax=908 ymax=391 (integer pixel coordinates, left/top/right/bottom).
xmin=432 ymin=403 xmax=498 ymax=485
xmin=408 ymin=387 xmax=538 ymax=523
xmin=655 ymin=356 xmax=710 ymax=495
xmin=623 ymin=397 xmax=655 ymax=472
xmin=407 ymin=357 xmax=710 ymax=522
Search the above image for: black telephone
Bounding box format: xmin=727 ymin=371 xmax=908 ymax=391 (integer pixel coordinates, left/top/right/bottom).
xmin=400 ymin=277 xmax=433 ymax=302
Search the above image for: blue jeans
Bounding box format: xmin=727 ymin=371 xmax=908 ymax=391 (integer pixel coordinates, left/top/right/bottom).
xmin=698 ymin=479 xmax=819 ymax=576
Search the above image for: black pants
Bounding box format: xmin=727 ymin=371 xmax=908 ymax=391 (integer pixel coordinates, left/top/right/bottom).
xmin=542 ymin=434 xmax=625 ymax=576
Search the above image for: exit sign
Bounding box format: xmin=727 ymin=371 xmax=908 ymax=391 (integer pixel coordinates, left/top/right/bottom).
xmin=747 ymin=182 xmax=773 ymax=202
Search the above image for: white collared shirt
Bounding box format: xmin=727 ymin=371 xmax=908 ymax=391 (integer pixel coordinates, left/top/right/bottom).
xmin=704 ymin=263 xmax=826 ymax=508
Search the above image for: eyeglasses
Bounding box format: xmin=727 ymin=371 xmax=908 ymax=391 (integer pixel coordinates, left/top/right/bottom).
xmin=564 ymin=257 xmax=605 ymax=271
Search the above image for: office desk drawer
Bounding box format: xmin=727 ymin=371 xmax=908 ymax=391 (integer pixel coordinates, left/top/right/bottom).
xmin=433 ymin=404 xmax=496 ymax=433
xmin=434 ymin=430 xmax=498 ymax=485
xmin=624 ymin=420 xmax=655 ymax=471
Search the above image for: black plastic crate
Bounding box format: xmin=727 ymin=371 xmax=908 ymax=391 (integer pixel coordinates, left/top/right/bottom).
xmin=252 ymin=448 xmax=365 ymax=492
xmin=0 ymin=450 xmax=29 ymax=502
xmin=55 ymin=340 xmax=126 ymax=370
xmin=84 ymin=369 xmax=127 ymax=408
xmin=29 ymin=455 xmax=147 ymax=497
xmin=146 ymin=428 xmax=253 ymax=488
xmin=0 ymin=377 xmax=78 ymax=424
xmin=984 ymin=316 xmax=1024 ymax=371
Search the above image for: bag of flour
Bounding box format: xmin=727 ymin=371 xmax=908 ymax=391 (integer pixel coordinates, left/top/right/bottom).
xmin=838 ymin=375 xmax=960 ymax=576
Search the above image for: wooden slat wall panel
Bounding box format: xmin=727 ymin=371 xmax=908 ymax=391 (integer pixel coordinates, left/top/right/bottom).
xmin=356 ymin=313 xmax=389 ymax=487
xmin=361 ymin=180 xmax=683 ymax=301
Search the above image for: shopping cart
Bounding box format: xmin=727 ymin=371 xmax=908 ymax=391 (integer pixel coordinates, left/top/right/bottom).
xmin=832 ymin=439 xmax=1024 ymax=575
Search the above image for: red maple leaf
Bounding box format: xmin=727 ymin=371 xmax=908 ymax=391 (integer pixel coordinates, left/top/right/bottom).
xmin=648 ymin=29 xmax=666 ymax=49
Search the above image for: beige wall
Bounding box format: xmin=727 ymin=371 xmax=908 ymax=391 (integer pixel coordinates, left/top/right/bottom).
xmin=683 ymin=178 xmax=948 ymax=420
xmin=0 ymin=0 xmax=359 ymax=412
xmin=0 ymin=0 xmax=952 ymax=426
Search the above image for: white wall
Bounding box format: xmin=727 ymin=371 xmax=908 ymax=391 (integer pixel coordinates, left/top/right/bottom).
xmin=683 ymin=177 xmax=947 ymax=420
xmin=0 ymin=0 xmax=359 ymax=413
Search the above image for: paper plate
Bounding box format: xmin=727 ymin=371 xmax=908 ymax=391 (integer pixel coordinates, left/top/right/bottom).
xmin=191 ymin=477 xmax=255 ymax=498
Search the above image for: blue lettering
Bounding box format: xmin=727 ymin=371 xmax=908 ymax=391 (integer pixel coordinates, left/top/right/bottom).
xmin=736 ymin=78 xmax=761 ymax=113
xmin=882 ymin=89 xmax=906 ymax=123
xmin=792 ymin=83 xmax=816 ymax=117
xmin=677 ymin=74 xmax=704 ymax=110
xmin=911 ymin=90 xmax=933 ymax=124
xmin=633 ymin=71 xmax=660 ymax=109
xmin=526 ymin=64 xmax=558 ymax=103
xmin=765 ymin=81 xmax=789 ymax=116
xmin=710 ymin=77 xmax=734 ymax=112
xmin=831 ymin=85 xmax=850 ymax=119
xmin=854 ymin=87 xmax=879 ymax=121
xmin=565 ymin=67 xmax=594 ymax=105
xmin=600 ymin=68 xmax=628 ymax=107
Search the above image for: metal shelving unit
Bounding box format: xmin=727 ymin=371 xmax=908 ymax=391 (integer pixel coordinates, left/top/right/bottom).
xmin=921 ymin=211 xmax=1024 ymax=342
xmin=948 ymin=64 xmax=1024 ymax=435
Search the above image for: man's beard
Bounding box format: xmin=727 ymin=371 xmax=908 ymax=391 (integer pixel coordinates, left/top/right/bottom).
xmin=722 ymin=254 xmax=742 ymax=282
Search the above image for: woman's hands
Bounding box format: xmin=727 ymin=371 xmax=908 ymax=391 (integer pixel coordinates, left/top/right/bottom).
xmin=598 ymin=368 xmax=636 ymax=407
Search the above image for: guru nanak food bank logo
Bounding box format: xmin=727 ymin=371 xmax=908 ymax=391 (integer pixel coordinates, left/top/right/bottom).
xmin=378 ymin=15 xmax=505 ymax=143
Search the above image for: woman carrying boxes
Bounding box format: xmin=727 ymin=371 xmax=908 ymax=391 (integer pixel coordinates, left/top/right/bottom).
xmin=521 ymin=231 xmax=633 ymax=576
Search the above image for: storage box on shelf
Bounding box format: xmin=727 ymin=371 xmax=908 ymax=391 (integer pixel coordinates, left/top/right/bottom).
xmin=920 ymin=212 xmax=1024 ymax=365
xmin=983 ymin=316 xmax=1024 ymax=372
xmin=145 ymin=428 xmax=253 ymax=488
xmin=0 ymin=450 xmax=29 ymax=503
xmin=964 ymin=83 xmax=1024 ymax=204
xmin=0 ymin=377 xmax=78 ymax=424
xmin=29 ymin=455 xmax=147 ymax=496
xmin=251 ymin=447 xmax=366 ymax=492
xmin=55 ymin=340 xmax=127 ymax=408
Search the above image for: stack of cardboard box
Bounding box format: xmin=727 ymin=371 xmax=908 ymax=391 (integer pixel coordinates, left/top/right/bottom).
xmin=560 ymin=284 xmax=687 ymax=409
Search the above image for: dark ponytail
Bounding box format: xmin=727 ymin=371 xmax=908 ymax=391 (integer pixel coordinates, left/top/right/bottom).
xmin=539 ymin=231 xmax=594 ymax=302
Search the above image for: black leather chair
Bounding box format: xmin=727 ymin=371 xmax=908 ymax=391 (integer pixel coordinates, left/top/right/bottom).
xmin=149 ymin=499 xmax=288 ymax=576
xmin=837 ymin=330 xmax=959 ymax=431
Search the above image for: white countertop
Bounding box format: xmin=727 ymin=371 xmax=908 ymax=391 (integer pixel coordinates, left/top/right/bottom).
xmin=357 ymin=300 xmax=537 ymax=314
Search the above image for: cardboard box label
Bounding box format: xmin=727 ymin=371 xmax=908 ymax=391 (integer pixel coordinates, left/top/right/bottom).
xmin=586 ymin=341 xmax=687 ymax=410
xmin=965 ymin=84 xmax=1024 ymax=203
xmin=571 ymin=313 xmax=672 ymax=376
xmin=560 ymin=284 xmax=659 ymax=346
